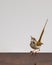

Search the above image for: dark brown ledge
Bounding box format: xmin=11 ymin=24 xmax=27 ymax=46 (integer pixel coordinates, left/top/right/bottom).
xmin=0 ymin=53 xmax=52 ymax=65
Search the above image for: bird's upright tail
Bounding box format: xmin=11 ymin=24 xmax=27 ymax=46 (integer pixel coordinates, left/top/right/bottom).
xmin=38 ymin=19 xmax=48 ymax=42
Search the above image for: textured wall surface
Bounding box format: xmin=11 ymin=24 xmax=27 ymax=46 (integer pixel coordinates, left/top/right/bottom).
xmin=0 ymin=53 xmax=52 ymax=65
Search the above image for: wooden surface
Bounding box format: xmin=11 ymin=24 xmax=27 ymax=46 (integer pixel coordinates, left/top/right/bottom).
xmin=0 ymin=53 xmax=52 ymax=65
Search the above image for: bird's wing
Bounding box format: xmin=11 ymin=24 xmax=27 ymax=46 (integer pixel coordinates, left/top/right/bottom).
xmin=38 ymin=19 xmax=48 ymax=42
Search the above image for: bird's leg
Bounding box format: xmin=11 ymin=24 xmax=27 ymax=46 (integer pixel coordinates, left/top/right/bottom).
xmin=30 ymin=50 xmax=34 ymax=55
xmin=39 ymin=48 xmax=40 ymax=51
xmin=34 ymin=49 xmax=40 ymax=53
xmin=30 ymin=49 xmax=40 ymax=55
xmin=34 ymin=50 xmax=38 ymax=53
xmin=32 ymin=50 xmax=35 ymax=53
xmin=30 ymin=50 xmax=37 ymax=55
xmin=30 ymin=50 xmax=36 ymax=55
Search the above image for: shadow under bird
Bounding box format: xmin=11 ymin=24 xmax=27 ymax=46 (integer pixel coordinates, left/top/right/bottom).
xmin=30 ymin=19 xmax=48 ymax=53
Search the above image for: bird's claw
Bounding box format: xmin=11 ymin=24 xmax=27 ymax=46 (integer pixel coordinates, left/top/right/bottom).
xmin=30 ymin=51 xmax=37 ymax=55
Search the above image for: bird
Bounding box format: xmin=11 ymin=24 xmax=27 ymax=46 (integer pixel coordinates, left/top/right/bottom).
xmin=30 ymin=19 xmax=48 ymax=53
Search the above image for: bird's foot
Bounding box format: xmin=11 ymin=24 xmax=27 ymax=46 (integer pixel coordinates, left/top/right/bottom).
xmin=30 ymin=51 xmax=34 ymax=55
xmin=30 ymin=50 xmax=39 ymax=55
xmin=30 ymin=50 xmax=37 ymax=55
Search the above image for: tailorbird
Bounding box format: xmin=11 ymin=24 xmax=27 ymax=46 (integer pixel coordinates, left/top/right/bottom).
xmin=30 ymin=19 xmax=48 ymax=53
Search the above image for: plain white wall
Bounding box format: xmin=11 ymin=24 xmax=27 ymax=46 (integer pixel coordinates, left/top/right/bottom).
xmin=0 ymin=0 xmax=52 ymax=52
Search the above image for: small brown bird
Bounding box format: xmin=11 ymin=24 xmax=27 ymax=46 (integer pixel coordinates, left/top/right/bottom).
xmin=30 ymin=19 xmax=48 ymax=53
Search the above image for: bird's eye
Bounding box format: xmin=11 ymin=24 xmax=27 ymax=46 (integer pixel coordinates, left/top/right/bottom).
xmin=32 ymin=41 xmax=35 ymax=44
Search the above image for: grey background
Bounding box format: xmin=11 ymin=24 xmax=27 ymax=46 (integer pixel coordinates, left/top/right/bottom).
xmin=0 ymin=0 xmax=52 ymax=52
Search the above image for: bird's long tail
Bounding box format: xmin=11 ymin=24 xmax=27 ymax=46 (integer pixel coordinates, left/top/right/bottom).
xmin=38 ymin=19 xmax=48 ymax=42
